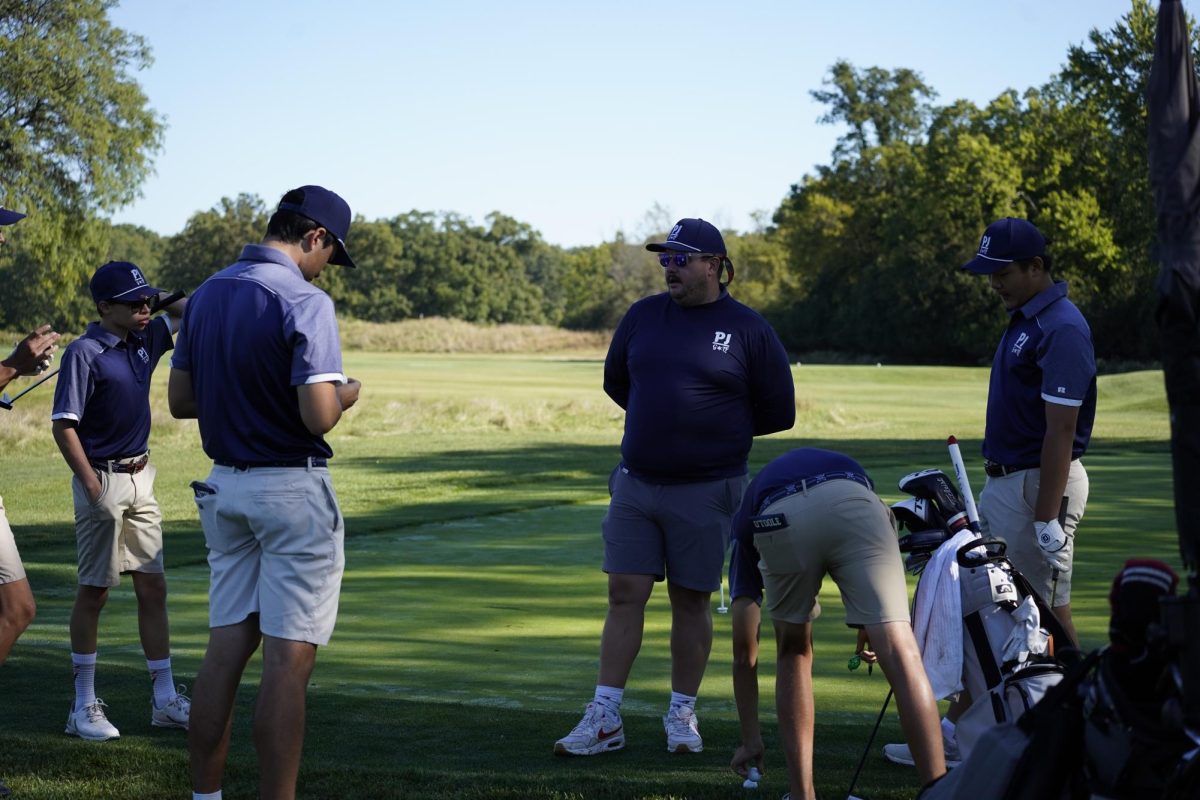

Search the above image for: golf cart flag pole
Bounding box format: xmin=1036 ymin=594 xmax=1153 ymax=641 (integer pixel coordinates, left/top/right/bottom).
xmin=946 ymin=436 xmax=981 ymax=533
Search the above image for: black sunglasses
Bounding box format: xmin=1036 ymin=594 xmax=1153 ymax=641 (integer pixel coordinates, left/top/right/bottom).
xmin=658 ymin=253 xmax=718 ymax=268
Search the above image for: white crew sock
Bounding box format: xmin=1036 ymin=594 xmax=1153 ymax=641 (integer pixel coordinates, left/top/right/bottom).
xmin=593 ymin=685 xmax=624 ymax=715
xmin=72 ymin=652 xmax=98 ymax=711
xmin=147 ymin=656 xmax=176 ymax=708
xmin=669 ymin=690 xmax=697 ymax=711
xmin=193 ymin=792 xmax=222 ymax=800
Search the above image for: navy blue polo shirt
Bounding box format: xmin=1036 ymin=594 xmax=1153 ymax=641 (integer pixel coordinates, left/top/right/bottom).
xmin=51 ymin=316 xmax=174 ymax=460
xmin=604 ymin=290 xmax=795 ymax=484
xmin=171 ymin=245 xmax=346 ymax=464
xmin=983 ymin=281 xmax=1096 ymax=466
xmin=729 ymin=448 xmax=873 ymax=603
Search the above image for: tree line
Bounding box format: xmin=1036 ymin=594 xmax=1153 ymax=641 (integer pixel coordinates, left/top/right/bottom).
xmin=0 ymin=0 xmax=1184 ymax=364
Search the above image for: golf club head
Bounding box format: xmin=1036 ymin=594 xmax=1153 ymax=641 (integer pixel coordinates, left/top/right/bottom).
xmin=897 ymin=468 xmax=969 ymax=532
xmin=891 ymin=497 xmax=945 ymax=532
xmin=0 ymin=393 xmax=11 ymax=410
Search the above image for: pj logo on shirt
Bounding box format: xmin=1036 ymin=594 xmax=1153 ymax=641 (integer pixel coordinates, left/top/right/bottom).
xmin=712 ymin=331 xmax=732 ymax=353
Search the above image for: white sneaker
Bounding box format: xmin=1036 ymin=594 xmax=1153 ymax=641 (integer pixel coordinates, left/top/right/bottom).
xmin=882 ymin=734 xmax=961 ymax=768
xmin=65 ymin=699 xmax=120 ymax=741
xmin=553 ymin=703 xmax=625 ymax=756
xmin=663 ymin=704 xmax=703 ymax=753
xmin=151 ymin=685 xmax=191 ymax=730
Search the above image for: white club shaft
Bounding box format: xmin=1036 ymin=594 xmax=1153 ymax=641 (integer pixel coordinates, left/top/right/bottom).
xmin=947 ymin=437 xmax=981 ymax=531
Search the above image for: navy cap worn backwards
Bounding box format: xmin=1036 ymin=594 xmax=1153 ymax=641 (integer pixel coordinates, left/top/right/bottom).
xmin=960 ymin=217 xmax=1046 ymax=275
xmin=277 ymin=185 xmax=357 ymax=269
xmin=645 ymin=218 xmax=727 ymax=254
xmin=90 ymin=261 xmax=162 ymax=303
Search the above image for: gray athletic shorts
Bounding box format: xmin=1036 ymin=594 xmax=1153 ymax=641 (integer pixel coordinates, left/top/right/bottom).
xmin=72 ymin=460 xmax=164 ymax=587
xmin=0 ymin=497 xmax=26 ymax=585
xmin=978 ymin=460 xmax=1088 ymax=607
xmin=195 ymin=463 xmax=345 ymax=646
xmin=753 ymin=479 xmax=910 ymax=626
xmin=601 ymin=467 xmax=747 ymax=592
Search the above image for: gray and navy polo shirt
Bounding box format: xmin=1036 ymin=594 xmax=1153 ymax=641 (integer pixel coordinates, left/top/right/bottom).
xmin=983 ymin=280 xmax=1096 ymax=467
xmin=171 ymin=245 xmax=345 ymax=464
xmin=51 ymin=317 xmax=175 ymax=460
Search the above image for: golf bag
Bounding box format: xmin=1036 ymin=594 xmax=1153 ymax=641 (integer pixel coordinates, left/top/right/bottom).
xmin=893 ymin=473 xmax=1072 ymax=760
xmin=919 ymin=559 xmax=1195 ymax=800
xmin=951 ymin=537 xmax=1072 ymax=758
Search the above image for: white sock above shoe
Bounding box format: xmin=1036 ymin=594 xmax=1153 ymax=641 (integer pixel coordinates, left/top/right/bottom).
xmin=72 ymin=652 xmax=98 ymax=711
xmin=669 ymin=690 xmax=697 ymax=711
xmin=593 ymin=685 xmax=623 ymax=715
xmin=193 ymin=792 xmax=222 ymax=800
xmin=941 ymin=717 xmax=956 ymax=741
xmin=147 ymin=656 xmax=175 ymax=708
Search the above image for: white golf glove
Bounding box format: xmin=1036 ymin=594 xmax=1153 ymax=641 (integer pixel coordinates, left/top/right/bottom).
xmin=1034 ymin=518 xmax=1071 ymax=572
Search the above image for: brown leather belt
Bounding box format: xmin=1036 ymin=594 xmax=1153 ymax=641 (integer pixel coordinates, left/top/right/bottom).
xmin=90 ymin=454 xmax=149 ymax=474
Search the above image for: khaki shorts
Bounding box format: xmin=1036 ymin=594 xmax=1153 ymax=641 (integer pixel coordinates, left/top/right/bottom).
xmin=0 ymin=496 xmax=27 ymax=585
xmin=602 ymin=468 xmax=748 ymax=592
xmin=753 ymin=479 xmax=910 ymax=626
xmin=72 ymin=462 xmax=164 ymax=587
xmin=195 ymin=464 xmax=345 ymax=646
xmin=978 ymin=460 xmax=1088 ymax=607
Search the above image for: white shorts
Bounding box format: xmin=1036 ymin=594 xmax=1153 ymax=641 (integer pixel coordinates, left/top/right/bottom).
xmin=72 ymin=461 xmax=164 ymax=587
xmin=195 ymin=464 xmax=345 ymax=646
xmin=979 ymin=460 xmax=1089 ymax=606
xmin=0 ymin=497 xmax=26 ymax=585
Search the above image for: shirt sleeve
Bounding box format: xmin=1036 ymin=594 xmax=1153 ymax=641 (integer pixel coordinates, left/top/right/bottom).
xmin=287 ymin=293 xmax=346 ymax=386
xmin=1037 ymin=323 xmax=1095 ymax=407
xmin=50 ymin=342 xmax=93 ymax=422
xmin=602 ymin=310 xmax=633 ymax=409
xmin=749 ymin=323 xmax=796 ymax=435
xmin=171 ymin=308 xmax=191 ymax=372
xmin=729 ymin=538 xmax=764 ymax=605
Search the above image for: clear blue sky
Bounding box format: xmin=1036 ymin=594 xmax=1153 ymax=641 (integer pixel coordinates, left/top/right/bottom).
xmin=108 ymin=0 xmax=1169 ymax=248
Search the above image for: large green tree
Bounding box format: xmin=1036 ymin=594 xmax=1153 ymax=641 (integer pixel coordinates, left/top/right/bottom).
xmin=0 ymin=0 xmax=163 ymax=329
xmin=157 ymin=195 xmax=268 ymax=292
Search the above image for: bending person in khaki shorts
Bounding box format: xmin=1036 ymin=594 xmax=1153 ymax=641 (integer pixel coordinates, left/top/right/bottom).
xmin=728 ymin=448 xmax=945 ymax=800
xmin=51 ymin=261 xmax=188 ymax=742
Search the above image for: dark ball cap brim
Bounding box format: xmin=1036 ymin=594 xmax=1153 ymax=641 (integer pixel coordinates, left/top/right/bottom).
xmin=646 ymin=242 xmax=703 ymax=253
xmin=329 ymin=239 xmax=357 ymax=269
xmin=960 ymin=255 xmax=1011 ymax=275
xmin=0 ymin=208 xmax=26 ymax=225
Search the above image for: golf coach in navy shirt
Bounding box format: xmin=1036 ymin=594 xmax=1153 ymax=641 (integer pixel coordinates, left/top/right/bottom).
xmin=169 ymin=185 xmax=361 ymax=800
xmin=556 ymin=218 xmax=795 ymax=758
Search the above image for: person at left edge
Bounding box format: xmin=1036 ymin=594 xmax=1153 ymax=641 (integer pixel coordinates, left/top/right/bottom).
xmin=555 ymin=218 xmax=795 ymax=757
xmin=50 ymin=261 xmax=189 ymax=742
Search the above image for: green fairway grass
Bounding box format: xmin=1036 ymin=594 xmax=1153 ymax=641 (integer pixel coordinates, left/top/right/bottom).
xmin=0 ymin=356 xmax=1178 ymax=799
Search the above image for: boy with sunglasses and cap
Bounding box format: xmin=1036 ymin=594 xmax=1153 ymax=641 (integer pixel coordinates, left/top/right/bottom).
xmin=556 ymin=218 xmax=795 ymax=757
xmin=50 ymin=260 xmax=188 ymax=741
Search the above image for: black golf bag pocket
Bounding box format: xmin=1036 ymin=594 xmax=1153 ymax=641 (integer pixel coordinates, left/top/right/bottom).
xmin=956 ymin=661 xmax=1063 ymax=758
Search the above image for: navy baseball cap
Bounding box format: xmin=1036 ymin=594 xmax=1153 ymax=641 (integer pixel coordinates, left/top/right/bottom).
xmin=646 ymin=218 xmax=727 ymax=254
xmin=960 ymin=217 xmax=1046 ymax=274
xmin=90 ymin=261 xmax=162 ymax=303
xmin=277 ymin=185 xmax=357 ymax=269
xmin=0 ymin=206 xmax=26 ymax=225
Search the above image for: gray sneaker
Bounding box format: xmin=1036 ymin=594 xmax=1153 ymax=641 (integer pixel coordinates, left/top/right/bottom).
xmin=151 ymin=685 xmax=191 ymax=730
xmin=882 ymin=734 xmax=961 ymax=768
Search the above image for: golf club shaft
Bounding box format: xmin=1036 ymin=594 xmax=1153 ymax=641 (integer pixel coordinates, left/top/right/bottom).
xmin=947 ymin=436 xmax=982 ymax=532
xmin=150 ymin=289 xmax=186 ymax=315
xmin=846 ymin=688 xmax=893 ymax=800
xmin=0 ymin=366 xmax=59 ymax=408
